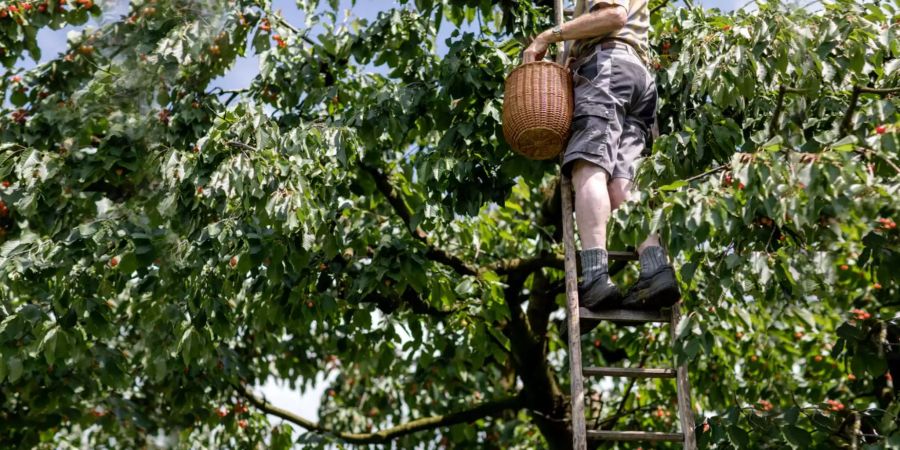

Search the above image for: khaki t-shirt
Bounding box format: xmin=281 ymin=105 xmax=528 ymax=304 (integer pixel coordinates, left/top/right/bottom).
xmin=570 ymin=0 xmax=650 ymax=64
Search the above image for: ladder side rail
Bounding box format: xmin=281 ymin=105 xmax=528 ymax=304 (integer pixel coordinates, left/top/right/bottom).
xmin=672 ymin=303 xmax=698 ymax=449
xmin=560 ymin=1 xmax=588 ymax=449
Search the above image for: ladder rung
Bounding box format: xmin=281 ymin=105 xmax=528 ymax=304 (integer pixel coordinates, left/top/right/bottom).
xmin=580 ymin=307 xmax=670 ymax=324
xmin=587 ymin=430 xmax=684 ymax=442
xmin=584 ymin=367 xmax=675 ymax=378
xmin=608 ymin=250 xmax=639 ymax=261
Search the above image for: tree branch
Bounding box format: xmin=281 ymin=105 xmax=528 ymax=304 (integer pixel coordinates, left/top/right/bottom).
xmin=363 ymin=166 xmax=479 ymax=277
xmin=650 ymin=0 xmax=671 ymax=15
xmin=487 ymin=252 xmax=565 ymax=276
xmin=363 ymin=288 xmax=455 ymax=317
xmin=237 ymin=384 xmax=523 ymax=444
xmin=769 ymin=85 xmax=787 ymax=137
xmin=501 ymin=274 xmax=570 ymax=449
xmin=226 ymin=141 xmax=258 ymax=152
xmin=841 ymin=86 xmax=862 ymax=135
xmin=858 ymin=86 xmax=900 ymax=95
xmin=600 ymin=343 xmax=651 ymax=431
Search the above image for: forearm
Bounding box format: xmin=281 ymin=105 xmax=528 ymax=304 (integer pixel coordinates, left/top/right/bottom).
xmin=538 ymin=6 xmax=627 ymax=44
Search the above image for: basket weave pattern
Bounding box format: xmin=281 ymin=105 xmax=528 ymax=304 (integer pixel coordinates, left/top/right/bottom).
xmin=502 ymin=61 xmax=574 ymax=160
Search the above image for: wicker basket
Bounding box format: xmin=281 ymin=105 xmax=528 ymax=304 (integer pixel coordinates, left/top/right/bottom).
xmin=502 ymin=61 xmax=573 ymax=160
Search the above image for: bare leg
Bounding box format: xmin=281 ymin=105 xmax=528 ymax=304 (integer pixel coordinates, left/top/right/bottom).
xmin=608 ymin=177 xmax=631 ymax=212
xmin=610 ymin=178 xmax=680 ymax=309
xmin=570 ymin=161 xmax=622 ymax=310
xmin=571 ymin=160 xmax=611 ymax=250
xmin=608 ymin=177 xmax=661 ymax=255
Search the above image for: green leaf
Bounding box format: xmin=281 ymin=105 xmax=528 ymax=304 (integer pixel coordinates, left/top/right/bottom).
xmin=783 ymin=425 xmax=811 ymax=448
xmin=7 ymin=357 xmax=23 ymax=383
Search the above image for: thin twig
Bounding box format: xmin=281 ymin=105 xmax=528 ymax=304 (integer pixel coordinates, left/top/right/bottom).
xmin=854 ymin=148 xmax=900 ymax=175
xmin=683 ymin=165 xmax=728 ymax=183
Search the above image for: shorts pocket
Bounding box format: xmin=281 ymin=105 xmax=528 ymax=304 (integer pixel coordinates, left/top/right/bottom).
xmin=573 ymin=102 xmax=615 ymax=122
xmin=573 ymin=51 xmax=600 ymax=83
xmin=568 ymin=114 xmax=612 ymax=154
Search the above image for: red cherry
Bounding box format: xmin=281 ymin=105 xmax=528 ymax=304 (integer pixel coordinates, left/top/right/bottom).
xmin=847 ymin=373 xmax=856 ymax=381
xmin=813 ymin=355 xmax=823 ymax=362
xmin=8 ymin=5 xmax=17 ymax=13
xmin=873 ymin=283 xmax=882 ymax=289
xmin=722 ymin=25 xmax=731 ymax=31
xmin=875 ymin=125 xmax=887 ymax=134
xmin=229 ymin=256 xmax=238 ymax=268
xmin=22 ymin=3 xmax=32 ymax=10
xmin=196 ymin=186 xmax=204 ymax=194
xmin=738 ymin=182 xmax=745 ymax=190
xmin=839 ymin=264 xmax=849 ymax=271
xmin=216 ymin=406 xmax=228 ymax=417
xmin=0 ymin=9 xmax=7 ymax=18
xmin=1 ymin=180 xmax=9 ymax=188
xmin=109 ymin=257 xmax=119 ymax=268
xmin=593 ymin=339 xmax=601 ymax=348
xmin=238 ymin=419 xmax=248 ymax=429
xmin=38 ymin=3 xmax=46 ymax=12
xmin=703 ymin=422 xmax=710 ymax=433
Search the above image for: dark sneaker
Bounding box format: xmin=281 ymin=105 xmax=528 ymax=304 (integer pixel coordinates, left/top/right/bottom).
xmin=558 ymin=276 xmax=622 ymax=337
xmin=578 ymin=275 xmax=622 ymax=311
xmin=620 ymin=265 xmax=680 ymax=310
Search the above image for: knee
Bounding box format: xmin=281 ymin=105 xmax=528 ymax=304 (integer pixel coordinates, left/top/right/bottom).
xmin=571 ymin=161 xmax=607 ymax=192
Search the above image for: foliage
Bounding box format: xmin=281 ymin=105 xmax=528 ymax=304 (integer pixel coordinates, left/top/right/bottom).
xmin=0 ymin=0 xmax=897 ymax=448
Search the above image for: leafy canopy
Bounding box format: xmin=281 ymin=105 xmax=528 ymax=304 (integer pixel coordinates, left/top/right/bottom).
xmin=0 ymin=0 xmax=898 ymax=448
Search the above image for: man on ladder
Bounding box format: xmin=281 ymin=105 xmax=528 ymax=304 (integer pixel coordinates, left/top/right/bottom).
xmin=523 ymin=0 xmax=679 ymax=321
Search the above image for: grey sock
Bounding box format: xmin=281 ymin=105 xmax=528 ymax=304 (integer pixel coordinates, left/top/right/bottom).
xmin=639 ymin=246 xmax=669 ymax=275
xmin=581 ymin=247 xmax=608 ymax=284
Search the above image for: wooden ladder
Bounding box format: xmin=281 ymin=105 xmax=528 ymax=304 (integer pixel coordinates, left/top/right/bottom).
xmin=554 ymin=1 xmax=697 ymax=449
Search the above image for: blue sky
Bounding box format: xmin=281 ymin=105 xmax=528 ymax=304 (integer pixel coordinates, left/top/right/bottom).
xmin=14 ymin=0 xmax=741 ymax=83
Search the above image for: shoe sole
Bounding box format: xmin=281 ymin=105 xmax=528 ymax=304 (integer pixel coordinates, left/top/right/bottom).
xmin=622 ymin=271 xmax=680 ymax=310
xmin=581 ymin=288 xmax=622 ymax=311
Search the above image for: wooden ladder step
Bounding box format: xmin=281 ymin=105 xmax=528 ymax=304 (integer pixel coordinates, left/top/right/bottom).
xmin=580 ymin=307 xmax=670 ymax=324
xmin=587 ymin=430 xmax=684 ymax=442
xmin=608 ymin=250 xmax=639 ymax=261
xmin=584 ymin=367 xmax=675 ymax=378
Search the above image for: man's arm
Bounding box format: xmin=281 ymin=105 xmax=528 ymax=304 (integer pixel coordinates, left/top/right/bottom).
xmin=523 ymin=3 xmax=628 ymax=63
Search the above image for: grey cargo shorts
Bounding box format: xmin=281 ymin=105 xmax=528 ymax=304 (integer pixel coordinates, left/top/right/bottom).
xmin=562 ymin=43 xmax=657 ymax=180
